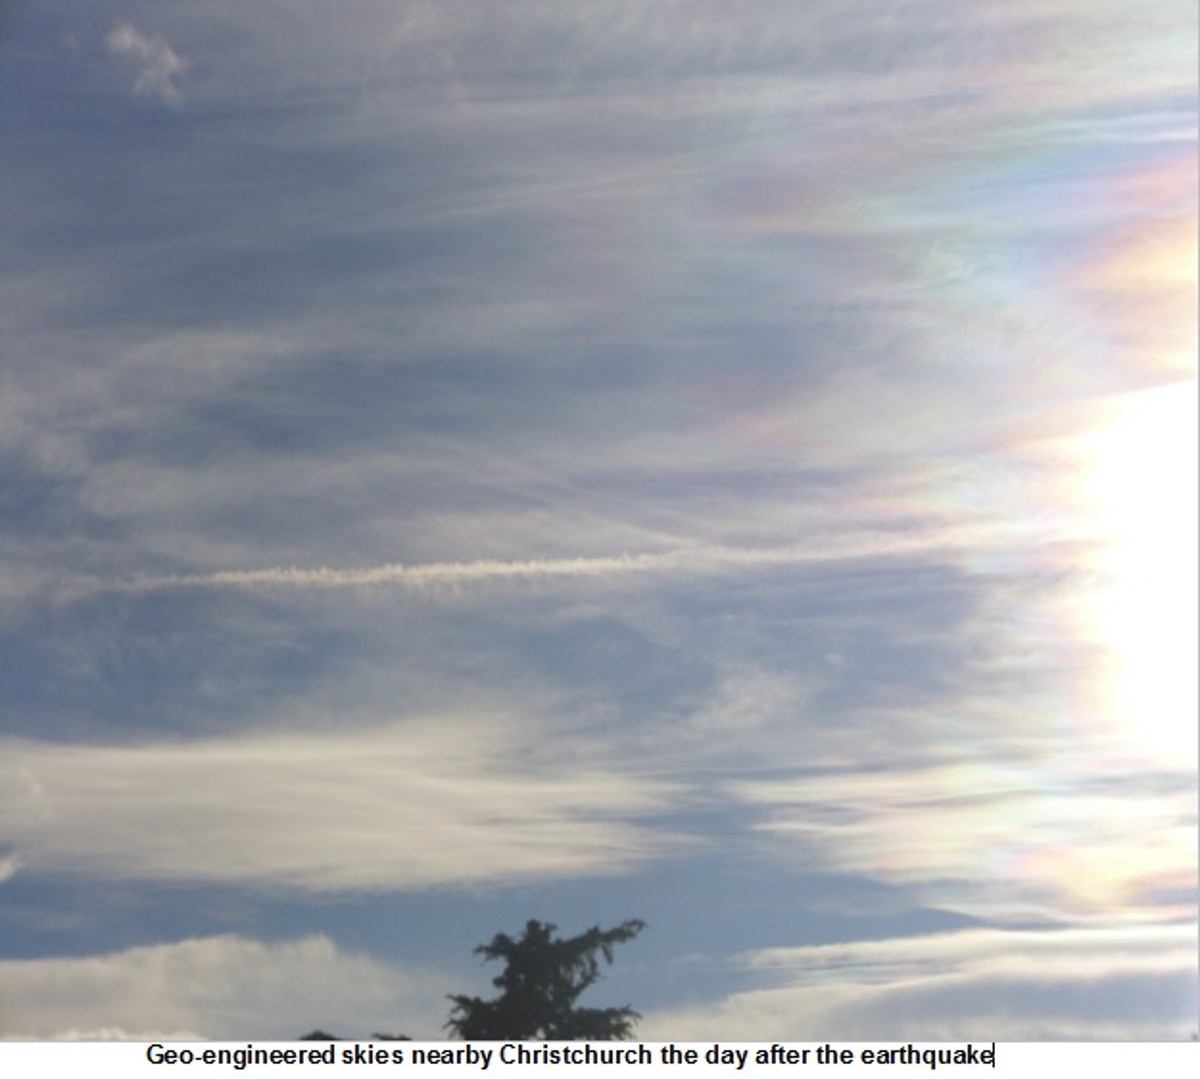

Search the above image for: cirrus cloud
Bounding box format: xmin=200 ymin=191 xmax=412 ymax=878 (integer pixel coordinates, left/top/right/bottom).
xmin=106 ymin=21 xmax=188 ymax=107
xmin=640 ymin=923 xmax=1199 ymax=1041
xmin=0 ymin=716 xmax=687 ymax=893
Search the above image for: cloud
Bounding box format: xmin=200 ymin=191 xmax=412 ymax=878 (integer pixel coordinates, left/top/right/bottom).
xmin=0 ymin=717 xmax=686 ymax=892
xmin=728 ymin=759 xmax=1197 ymax=925
xmin=106 ymin=21 xmax=187 ymax=107
xmin=80 ymin=533 xmax=979 ymax=600
xmin=7 ymin=924 xmax=1195 ymax=1042
xmin=3 ymin=1 xmax=1192 ymax=1044
xmin=639 ymin=923 xmax=1199 ymax=1041
xmin=11 ymin=0 xmax=1184 ymax=620
xmin=0 ymin=934 xmax=448 ymax=1040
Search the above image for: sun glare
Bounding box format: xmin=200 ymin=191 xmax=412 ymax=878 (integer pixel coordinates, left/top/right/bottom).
xmin=1075 ymin=379 xmax=1199 ymax=766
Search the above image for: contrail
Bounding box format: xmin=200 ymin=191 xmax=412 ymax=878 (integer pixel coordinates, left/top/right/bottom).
xmin=96 ymin=531 xmax=959 ymax=597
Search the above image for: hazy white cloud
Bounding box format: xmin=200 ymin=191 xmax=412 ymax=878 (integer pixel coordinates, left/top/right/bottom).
xmin=106 ymin=21 xmax=188 ymax=107
xmin=8 ymin=924 xmax=1194 ymax=1042
xmin=0 ymin=718 xmax=685 ymax=892
xmin=87 ymin=531 xmax=980 ymax=600
xmin=729 ymin=759 xmax=1196 ymax=925
xmin=640 ymin=923 xmax=1199 ymax=1041
xmin=685 ymin=667 xmax=810 ymax=736
xmin=0 ymin=934 xmax=447 ymax=1041
xmin=5 ymin=923 xmax=1193 ymax=1042
xmin=3 ymin=0 xmax=1192 ymax=1045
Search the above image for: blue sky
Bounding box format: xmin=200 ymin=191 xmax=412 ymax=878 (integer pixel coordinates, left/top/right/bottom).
xmin=0 ymin=0 xmax=1196 ymax=1041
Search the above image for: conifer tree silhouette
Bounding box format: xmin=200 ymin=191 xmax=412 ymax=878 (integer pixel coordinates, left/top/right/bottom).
xmin=446 ymin=919 xmax=645 ymax=1040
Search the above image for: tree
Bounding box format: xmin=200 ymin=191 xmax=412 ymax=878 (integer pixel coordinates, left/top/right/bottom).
xmin=446 ymin=918 xmax=646 ymax=1040
xmin=298 ymin=1031 xmax=409 ymax=1040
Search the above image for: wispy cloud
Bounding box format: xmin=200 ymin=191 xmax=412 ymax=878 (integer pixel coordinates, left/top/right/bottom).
xmin=0 ymin=718 xmax=686 ymax=892
xmin=4 ymin=0 xmax=1193 ymax=1043
xmin=106 ymin=21 xmax=188 ymax=108
xmin=640 ymin=923 xmax=1199 ymax=1041
xmin=81 ymin=532 xmax=983 ymax=600
xmin=729 ymin=759 xmax=1196 ymax=925
xmin=0 ymin=934 xmax=449 ymax=1040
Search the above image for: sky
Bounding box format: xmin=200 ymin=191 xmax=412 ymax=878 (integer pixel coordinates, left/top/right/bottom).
xmin=0 ymin=0 xmax=1196 ymax=1042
